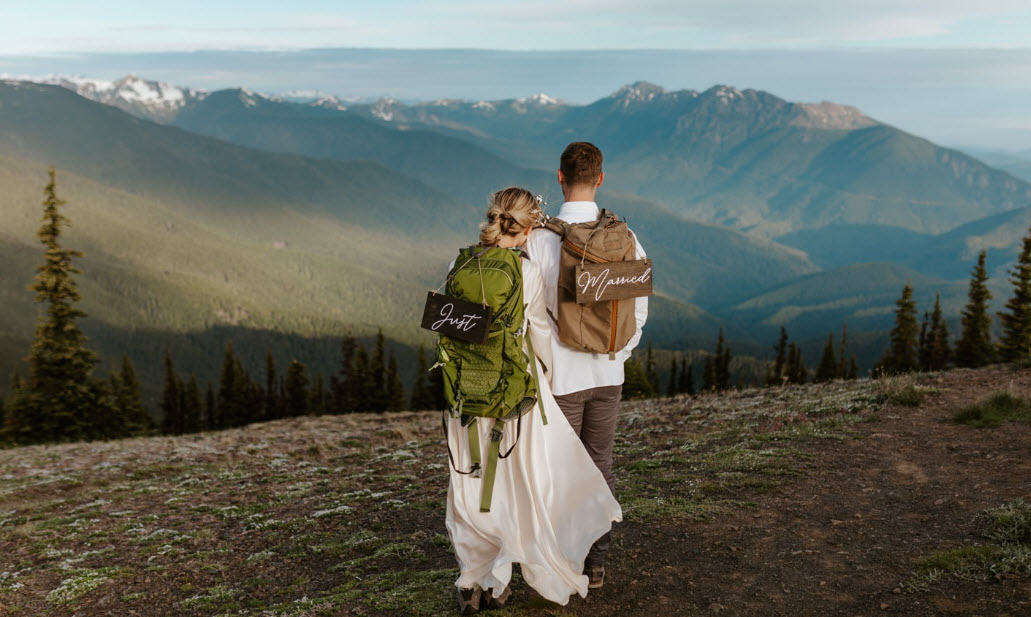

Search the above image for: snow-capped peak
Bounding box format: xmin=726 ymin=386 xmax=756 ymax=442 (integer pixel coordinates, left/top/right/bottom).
xmin=515 ymin=93 xmax=560 ymax=106
xmin=25 ymin=74 xmax=208 ymax=122
xmin=610 ymin=81 xmax=666 ymax=108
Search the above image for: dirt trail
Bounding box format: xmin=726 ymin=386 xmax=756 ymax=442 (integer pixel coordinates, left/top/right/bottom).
xmin=571 ymin=367 xmax=1031 ymax=617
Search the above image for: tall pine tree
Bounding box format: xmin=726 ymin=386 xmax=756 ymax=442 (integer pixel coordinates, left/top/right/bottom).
xmin=644 ymin=339 xmax=659 ymax=395
xmin=111 ymin=355 xmax=150 ymax=436
xmin=955 ymin=250 xmax=995 ymax=367
xmin=4 ymin=168 xmax=109 ymax=444
xmin=713 ymin=328 xmax=731 ymax=391
xmin=679 ymin=360 xmax=695 ymax=396
xmin=815 ymin=333 xmax=838 ymax=383
xmin=284 ymin=360 xmax=310 ymax=417
xmin=878 ymin=282 xmax=920 ymax=375
xmin=330 ymin=337 xmax=358 ymax=413
xmin=927 ymin=294 xmax=951 ymax=371
xmin=409 ymin=344 xmax=435 ymax=410
xmin=667 ymin=356 xmax=679 ymax=397
xmin=997 ymin=225 xmax=1031 ymax=362
xmin=160 ymin=353 xmax=181 ymax=435
xmin=767 ymin=326 xmax=789 ymax=386
xmin=386 ymin=354 xmax=406 ymax=411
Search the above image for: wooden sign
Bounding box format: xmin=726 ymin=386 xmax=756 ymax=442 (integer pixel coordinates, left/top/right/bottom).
xmin=575 ymin=259 xmax=653 ymax=304
xmin=420 ymin=292 xmax=493 ymax=344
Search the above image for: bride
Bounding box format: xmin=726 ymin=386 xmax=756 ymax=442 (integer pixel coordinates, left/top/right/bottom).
xmin=442 ymin=187 xmax=622 ymax=614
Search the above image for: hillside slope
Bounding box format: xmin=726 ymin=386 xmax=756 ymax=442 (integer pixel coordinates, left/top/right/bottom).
xmin=0 ymin=366 xmax=1027 ymax=615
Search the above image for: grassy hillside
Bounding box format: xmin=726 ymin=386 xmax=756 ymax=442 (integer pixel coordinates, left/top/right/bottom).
xmin=1 ymin=366 xmax=1027 ymax=615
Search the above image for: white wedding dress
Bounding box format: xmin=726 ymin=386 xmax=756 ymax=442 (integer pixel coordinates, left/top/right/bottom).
xmin=444 ymin=258 xmax=622 ymax=605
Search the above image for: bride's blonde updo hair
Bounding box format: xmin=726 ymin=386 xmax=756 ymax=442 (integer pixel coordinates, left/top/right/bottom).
xmin=479 ymin=187 xmax=543 ymax=247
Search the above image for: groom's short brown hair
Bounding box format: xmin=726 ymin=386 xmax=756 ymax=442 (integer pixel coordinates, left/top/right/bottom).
xmin=560 ymin=141 xmax=603 ymax=187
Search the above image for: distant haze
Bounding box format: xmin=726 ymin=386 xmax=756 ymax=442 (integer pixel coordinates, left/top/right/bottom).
xmin=2 ymin=48 xmax=1030 ymax=151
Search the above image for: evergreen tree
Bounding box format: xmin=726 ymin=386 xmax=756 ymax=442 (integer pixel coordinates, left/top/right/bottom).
xmin=182 ymin=375 xmax=202 ymax=433
xmin=815 ymin=333 xmax=838 ymax=383
xmin=308 ymin=372 xmax=326 ymax=416
xmin=701 ymin=354 xmax=716 ymax=392
xmin=878 ymin=282 xmax=920 ymax=375
xmin=216 ymin=342 xmax=238 ymax=429
xmin=713 ymin=328 xmax=731 ymax=391
xmin=264 ymin=351 xmax=279 ymax=421
xmin=622 ymin=357 xmax=654 ymax=400
xmin=4 ymin=168 xmax=108 ymax=444
xmin=111 ymin=355 xmax=150 ymax=435
xmin=679 ymin=360 xmax=695 ymax=396
xmin=918 ymin=310 xmax=931 ymax=371
xmin=667 ymin=355 xmax=679 ymax=397
xmin=644 ymin=339 xmax=659 ymax=395
xmin=370 ymin=329 xmax=388 ymax=411
xmin=204 ymin=384 xmax=216 ymax=431
xmin=837 ymin=324 xmax=849 ymax=379
xmin=767 ymin=326 xmax=789 ymax=386
xmin=217 ymin=342 xmax=259 ymax=428
xmin=927 ymin=294 xmax=951 ymax=371
xmin=997 ymin=225 xmax=1031 ymax=362
xmin=409 ymin=345 xmax=434 ymax=410
xmin=386 ymin=354 xmax=406 ymax=411
xmin=847 ymin=355 xmax=860 ymax=380
xmin=330 ymin=337 xmax=358 ymax=413
xmin=955 ymin=250 xmax=995 ymax=368
xmin=786 ymin=343 xmax=808 ymax=384
xmin=284 ymin=360 xmax=310 ymax=417
xmin=354 ymin=344 xmax=373 ymax=411
xmin=160 ymin=353 xmax=181 ymax=435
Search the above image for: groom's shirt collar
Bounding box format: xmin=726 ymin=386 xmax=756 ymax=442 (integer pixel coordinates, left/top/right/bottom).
xmin=557 ymin=201 xmax=598 ymax=223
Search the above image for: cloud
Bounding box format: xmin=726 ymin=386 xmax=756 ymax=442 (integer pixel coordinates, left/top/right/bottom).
xmin=434 ymin=0 xmax=1031 ymax=46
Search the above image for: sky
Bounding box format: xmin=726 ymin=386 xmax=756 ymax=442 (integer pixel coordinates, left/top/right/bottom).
xmin=2 ymin=1 xmax=1031 ymax=52
xmin=1 ymin=1 xmax=1030 ymax=150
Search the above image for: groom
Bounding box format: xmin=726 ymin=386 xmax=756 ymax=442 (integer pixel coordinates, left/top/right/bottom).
xmin=525 ymin=141 xmax=648 ymax=588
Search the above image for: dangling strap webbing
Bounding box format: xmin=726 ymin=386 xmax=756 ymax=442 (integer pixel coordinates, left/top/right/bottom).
xmin=467 ymin=421 xmax=482 ymax=478
xmin=479 ymin=424 xmax=505 ymax=512
xmin=442 ymin=409 xmax=478 ymax=477
xmin=523 ymin=334 xmax=547 ymax=425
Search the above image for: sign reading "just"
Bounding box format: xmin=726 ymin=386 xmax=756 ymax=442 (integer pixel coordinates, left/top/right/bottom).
xmin=420 ymin=292 xmax=493 ymax=344
xmin=574 ymin=259 xmax=653 ymax=304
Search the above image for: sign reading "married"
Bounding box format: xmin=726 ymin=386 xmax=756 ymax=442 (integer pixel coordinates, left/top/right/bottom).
xmin=420 ymin=292 xmax=493 ymax=344
xmin=574 ymin=259 xmax=653 ymax=304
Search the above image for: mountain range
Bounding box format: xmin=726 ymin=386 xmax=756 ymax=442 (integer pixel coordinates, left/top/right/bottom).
xmin=2 ymin=74 xmax=1030 ymax=400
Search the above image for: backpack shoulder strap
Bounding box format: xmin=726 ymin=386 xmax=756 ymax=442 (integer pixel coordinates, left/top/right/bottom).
xmin=542 ymin=215 xmax=569 ymax=238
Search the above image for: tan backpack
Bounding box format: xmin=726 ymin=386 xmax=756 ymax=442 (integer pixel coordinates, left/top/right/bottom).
xmin=543 ymin=210 xmax=639 ymax=358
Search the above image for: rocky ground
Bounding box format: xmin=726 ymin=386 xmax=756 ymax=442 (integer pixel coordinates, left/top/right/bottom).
xmin=1 ymin=366 xmax=1029 ymax=617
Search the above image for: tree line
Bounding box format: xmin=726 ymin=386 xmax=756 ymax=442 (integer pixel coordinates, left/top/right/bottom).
xmin=4 ymin=170 xmax=1031 ymax=446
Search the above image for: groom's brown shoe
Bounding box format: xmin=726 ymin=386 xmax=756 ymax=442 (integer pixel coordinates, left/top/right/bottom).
xmin=484 ymin=586 xmax=511 ymax=609
xmin=587 ymin=565 xmax=605 ymax=589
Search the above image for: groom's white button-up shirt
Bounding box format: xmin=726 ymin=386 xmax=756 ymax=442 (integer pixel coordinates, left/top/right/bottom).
xmin=525 ymin=200 xmax=648 ymax=397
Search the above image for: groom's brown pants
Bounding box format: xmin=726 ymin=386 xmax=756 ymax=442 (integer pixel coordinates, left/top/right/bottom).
xmin=554 ymin=384 xmax=622 ymax=568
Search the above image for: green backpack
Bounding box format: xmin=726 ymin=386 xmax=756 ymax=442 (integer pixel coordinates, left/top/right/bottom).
xmin=435 ymin=245 xmax=546 ymax=512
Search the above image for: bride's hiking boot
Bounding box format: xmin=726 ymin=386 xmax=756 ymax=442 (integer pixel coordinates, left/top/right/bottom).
xmin=484 ymin=586 xmax=511 ymax=609
xmin=457 ymin=587 xmax=482 ymax=615
xmin=587 ymin=565 xmax=605 ymax=589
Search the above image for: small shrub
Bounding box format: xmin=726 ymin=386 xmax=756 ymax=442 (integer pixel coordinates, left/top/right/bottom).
xmin=906 ymin=499 xmax=1031 ymax=590
xmin=954 ymin=392 xmax=1031 ymax=428
xmin=875 ymin=373 xmax=935 ymax=407
xmin=980 ymin=498 xmax=1031 ymax=545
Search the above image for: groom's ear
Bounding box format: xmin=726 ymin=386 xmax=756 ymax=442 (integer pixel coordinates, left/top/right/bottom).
xmin=557 ymin=169 xmax=565 ymax=186
xmin=596 ymin=171 xmax=605 ymax=188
